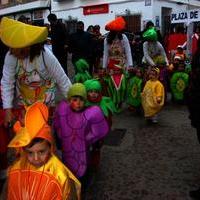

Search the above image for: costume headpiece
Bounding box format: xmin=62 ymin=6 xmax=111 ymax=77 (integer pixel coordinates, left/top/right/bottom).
xmin=67 ymin=83 xmax=87 ymax=100
xmin=105 ymin=17 xmax=126 ymax=31
xmin=84 ymin=79 xmax=102 ymax=92
xmin=143 ymin=27 xmax=157 ymax=41
xmin=177 ymin=45 xmax=183 ymax=49
xmin=8 ymin=102 xmax=52 ymax=148
xmin=174 ymin=55 xmax=182 ymax=60
xmin=0 ymin=17 xmax=48 ymax=48
xmin=75 ymin=59 xmax=89 ymax=72
xmin=152 ymin=67 xmax=160 ymax=74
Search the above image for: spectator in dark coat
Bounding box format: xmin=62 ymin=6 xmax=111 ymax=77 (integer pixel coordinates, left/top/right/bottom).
xmin=186 ymin=38 xmax=200 ymax=142
xmin=47 ymin=13 xmax=69 ymax=75
xmin=186 ymin=39 xmax=200 ymax=199
xmin=68 ymin=21 xmax=94 ymax=74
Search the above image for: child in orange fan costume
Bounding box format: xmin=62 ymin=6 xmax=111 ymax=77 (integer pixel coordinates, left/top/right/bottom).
xmin=5 ymin=102 xmax=81 ymax=200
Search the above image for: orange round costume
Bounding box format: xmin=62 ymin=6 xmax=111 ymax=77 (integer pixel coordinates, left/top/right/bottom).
xmin=7 ymin=102 xmax=81 ymax=200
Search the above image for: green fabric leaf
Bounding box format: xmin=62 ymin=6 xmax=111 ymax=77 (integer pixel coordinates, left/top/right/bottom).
xmin=127 ymin=76 xmax=143 ymax=107
xmin=170 ymin=72 xmax=189 ymax=100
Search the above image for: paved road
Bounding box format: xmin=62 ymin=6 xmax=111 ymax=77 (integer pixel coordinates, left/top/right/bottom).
xmin=84 ymin=103 xmax=200 ymax=200
xmin=0 ymin=59 xmax=199 ymax=200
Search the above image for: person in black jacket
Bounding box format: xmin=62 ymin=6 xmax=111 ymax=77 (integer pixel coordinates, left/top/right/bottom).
xmin=68 ymin=21 xmax=94 ymax=75
xmin=48 ymin=13 xmax=69 ymax=75
xmin=186 ymin=38 xmax=200 ymax=199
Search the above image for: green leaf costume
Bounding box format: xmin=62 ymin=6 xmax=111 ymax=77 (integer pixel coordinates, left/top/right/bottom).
xmin=74 ymin=59 xmax=92 ymax=83
xmin=104 ymin=74 xmax=126 ymax=112
xmin=127 ymin=76 xmax=143 ymax=107
xmin=170 ymin=71 xmax=189 ymax=101
xmin=84 ymin=79 xmax=117 ymax=117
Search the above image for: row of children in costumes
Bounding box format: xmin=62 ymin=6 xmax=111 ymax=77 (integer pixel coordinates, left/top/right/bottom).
xmin=0 ymin=16 xmax=191 ymax=198
xmin=73 ymin=51 xmax=190 ymax=124
xmin=0 ymin=17 xmax=118 ymax=199
xmin=73 ymin=57 xmax=165 ymax=124
xmin=0 ymin=82 xmax=111 ymax=199
xmin=0 ymin=78 xmax=113 ymax=197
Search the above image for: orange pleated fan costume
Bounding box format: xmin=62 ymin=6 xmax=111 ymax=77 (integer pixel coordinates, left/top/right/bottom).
xmin=7 ymin=102 xmax=81 ymax=200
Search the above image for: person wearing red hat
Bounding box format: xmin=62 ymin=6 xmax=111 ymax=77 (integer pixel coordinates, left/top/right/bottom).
xmin=102 ymin=17 xmax=133 ymax=111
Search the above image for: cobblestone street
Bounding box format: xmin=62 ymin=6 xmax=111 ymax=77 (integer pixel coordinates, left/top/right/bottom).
xmin=84 ymin=103 xmax=200 ymax=200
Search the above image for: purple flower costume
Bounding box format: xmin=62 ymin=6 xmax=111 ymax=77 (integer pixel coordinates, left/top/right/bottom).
xmin=54 ymin=100 xmax=109 ymax=178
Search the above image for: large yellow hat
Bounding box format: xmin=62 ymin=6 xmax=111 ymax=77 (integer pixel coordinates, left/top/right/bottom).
xmin=0 ymin=17 xmax=48 ymax=48
xmin=8 ymin=102 xmax=53 ymax=148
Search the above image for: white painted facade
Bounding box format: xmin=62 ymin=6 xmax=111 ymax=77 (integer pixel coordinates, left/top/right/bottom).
xmin=1 ymin=0 xmax=200 ymax=33
xmin=51 ymin=0 xmax=200 ymax=34
xmin=0 ymin=0 xmax=50 ymax=21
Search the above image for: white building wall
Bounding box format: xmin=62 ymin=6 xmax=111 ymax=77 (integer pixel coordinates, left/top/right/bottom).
xmin=1 ymin=0 xmax=200 ymax=33
xmin=51 ymin=0 xmax=139 ymax=11
xmin=152 ymin=0 xmax=194 ymax=29
xmin=52 ymin=0 xmax=155 ymax=34
xmin=0 ymin=0 xmax=50 ymax=16
xmin=51 ymin=0 xmax=200 ymax=34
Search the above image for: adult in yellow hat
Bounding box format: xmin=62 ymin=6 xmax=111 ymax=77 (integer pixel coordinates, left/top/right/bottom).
xmin=102 ymin=16 xmax=133 ymax=111
xmin=5 ymin=102 xmax=81 ymax=200
xmin=0 ymin=17 xmax=72 ymax=128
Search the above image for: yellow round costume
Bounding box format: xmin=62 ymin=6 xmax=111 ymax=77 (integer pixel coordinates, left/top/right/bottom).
xmin=141 ymin=80 xmax=165 ymax=117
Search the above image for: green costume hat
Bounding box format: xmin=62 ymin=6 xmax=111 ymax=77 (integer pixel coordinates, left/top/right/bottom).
xmin=143 ymin=27 xmax=157 ymax=41
xmin=74 ymin=59 xmax=92 ymax=83
xmin=75 ymin=59 xmax=89 ymax=72
xmin=67 ymin=83 xmax=87 ymax=100
xmin=84 ymin=79 xmax=102 ymax=92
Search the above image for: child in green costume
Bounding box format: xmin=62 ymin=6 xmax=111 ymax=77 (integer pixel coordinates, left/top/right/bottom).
xmin=170 ymin=57 xmax=189 ymax=103
xmin=74 ymin=59 xmax=92 ymax=83
xmin=127 ymin=67 xmax=143 ymax=114
xmin=84 ymin=79 xmax=116 ymax=171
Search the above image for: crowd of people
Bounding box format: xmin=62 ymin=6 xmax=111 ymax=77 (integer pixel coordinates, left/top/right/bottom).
xmin=0 ymin=14 xmax=200 ymax=199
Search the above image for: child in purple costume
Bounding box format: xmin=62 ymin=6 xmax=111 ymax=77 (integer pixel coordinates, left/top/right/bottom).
xmin=54 ymin=83 xmax=109 ymax=179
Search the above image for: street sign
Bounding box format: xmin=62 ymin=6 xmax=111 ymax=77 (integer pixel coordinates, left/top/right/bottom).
xmin=171 ymin=9 xmax=200 ymax=24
